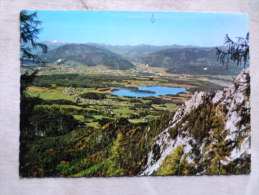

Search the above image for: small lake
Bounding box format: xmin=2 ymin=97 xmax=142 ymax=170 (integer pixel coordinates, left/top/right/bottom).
xmin=111 ymin=86 xmax=187 ymax=97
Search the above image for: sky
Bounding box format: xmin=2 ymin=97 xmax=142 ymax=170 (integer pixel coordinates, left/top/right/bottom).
xmin=31 ymin=11 xmax=248 ymax=47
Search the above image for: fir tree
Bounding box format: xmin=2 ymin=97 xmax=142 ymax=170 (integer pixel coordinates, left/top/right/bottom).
xmin=216 ymin=33 xmax=249 ymax=68
xmin=20 ymin=11 xmax=47 ymax=66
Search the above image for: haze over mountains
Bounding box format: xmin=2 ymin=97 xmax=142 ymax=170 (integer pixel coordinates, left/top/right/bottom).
xmin=40 ymin=40 xmax=244 ymax=75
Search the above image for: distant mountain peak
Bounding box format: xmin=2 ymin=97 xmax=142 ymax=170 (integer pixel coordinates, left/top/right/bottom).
xmin=50 ymin=40 xmax=67 ymax=43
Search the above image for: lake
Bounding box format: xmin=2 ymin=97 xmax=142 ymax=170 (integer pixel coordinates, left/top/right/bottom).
xmin=111 ymin=86 xmax=187 ymax=97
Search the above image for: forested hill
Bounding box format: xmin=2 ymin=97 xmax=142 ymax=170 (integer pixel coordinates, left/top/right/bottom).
xmin=42 ymin=44 xmax=134 ymax=70
xmin=143 ymin=47 xmax=217 ymax=68
xmin=142 ymin=47 xmax=244 ymax=75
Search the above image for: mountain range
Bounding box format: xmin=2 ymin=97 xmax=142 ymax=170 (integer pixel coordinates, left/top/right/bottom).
xmin=87 ymin=43 xmax=201 ymax=62
xmin=39 ymin=41 xmax=245 ymax=75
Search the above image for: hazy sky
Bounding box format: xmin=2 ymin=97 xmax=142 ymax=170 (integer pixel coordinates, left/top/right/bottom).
xmin=32 ymin=11 xmax=248 ymax=47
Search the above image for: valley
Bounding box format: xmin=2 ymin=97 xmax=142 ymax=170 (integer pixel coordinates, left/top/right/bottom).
xmin=17 ymin=10 xmax=251 ymax=180
xmin=20 ymin=42 xmax=250 ymax=177
xmin=25 ymin=62 xmax=231 ymax=129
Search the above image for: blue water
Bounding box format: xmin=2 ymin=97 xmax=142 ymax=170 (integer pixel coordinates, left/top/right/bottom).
xmin=111 ymin=86 xmax=187 ymax=97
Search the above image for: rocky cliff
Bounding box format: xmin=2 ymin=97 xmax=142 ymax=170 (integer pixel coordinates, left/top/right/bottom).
xmin=142 ymin=68 xmax=250 ymax=175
